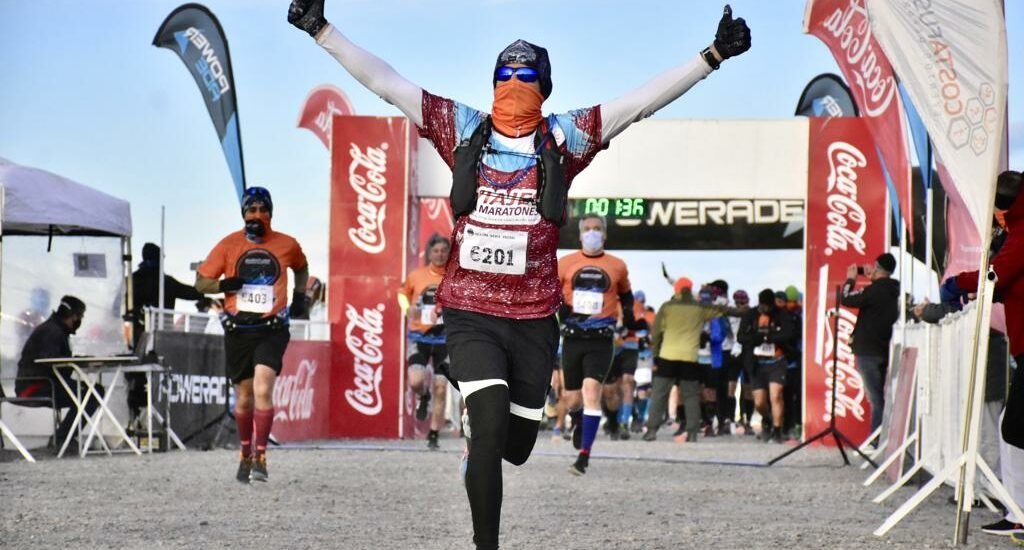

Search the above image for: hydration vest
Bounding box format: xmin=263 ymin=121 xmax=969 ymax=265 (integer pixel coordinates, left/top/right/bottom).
xmin=450 ymin=115 xmax=569 ymax=226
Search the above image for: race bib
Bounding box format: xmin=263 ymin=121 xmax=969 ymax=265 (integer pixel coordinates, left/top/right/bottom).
xmin=460 ymin=224 xmax=528 ymax=275
xmin=572 ymin=289 xmax=604 ymax=315
xmin=237 ymin=284 xmax=274 ymax=313
xmin=754 ymin=343 xmax=776 ymax=358
xmin=420 ymin=305 xmax=437 ymax=326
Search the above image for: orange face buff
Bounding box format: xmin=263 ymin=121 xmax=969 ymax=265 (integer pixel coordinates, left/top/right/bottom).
xmin=491 ymin=80 xmax=544 ymax=138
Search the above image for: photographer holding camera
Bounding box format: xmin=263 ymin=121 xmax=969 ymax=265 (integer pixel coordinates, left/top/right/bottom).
xmin=841 ymin=253 xmax=900 ymax=433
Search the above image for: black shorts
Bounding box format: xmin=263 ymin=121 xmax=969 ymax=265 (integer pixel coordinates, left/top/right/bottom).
xmin=224 ymin=326 xmax=290 ymax=384
xmin=752 ymin=359 xmax=787 ymax=391
xmin=408 ymin=341 xmax=450 ymax=379
xmin=653 ymin=358 xmax=703 ymax=382
xmin=607 ymin=348 xmax=639 ymax=383
xmin=723 ymin=353 xmax=743 ymax=382
xmin=444 ymin=308 xmax=558 ymax=411
xmin=562 ymin=336 xmax=615 ymax=390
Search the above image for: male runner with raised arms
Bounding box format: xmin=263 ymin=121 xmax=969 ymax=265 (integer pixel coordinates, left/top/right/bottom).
xmin=288 ymin=2 xmax=749 ymax=547
xmin=558 ymin=213 xmax=638 ymax=474
xmin=195 ymin=187 xmax=309 ymax=483
xmin=398 ymin=233 xmax=452 ymax=450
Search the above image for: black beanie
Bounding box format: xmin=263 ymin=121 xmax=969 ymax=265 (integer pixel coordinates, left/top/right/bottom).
xmin=758 ymin=289 xmax=775 ymax=306
xmin=876 ymin=253 xmax=897 ymax=274
xmin=142 ymin=242 xmax=160 ymax=262
xmin=494 ymin=39 xmax=552 ymax=99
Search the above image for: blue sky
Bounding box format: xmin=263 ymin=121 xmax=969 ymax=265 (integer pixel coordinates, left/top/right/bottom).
xmin=1 ymin=0 xmax=1021 ymax=310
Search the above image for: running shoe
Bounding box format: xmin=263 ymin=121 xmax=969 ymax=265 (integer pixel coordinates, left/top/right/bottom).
xmin=427 ymin=430 xmax=440 ymax=450
xmin=561 ymin=429 xmax=571 ymax=442
xmin=642 ymin=428 xmax=657 ymax=442
xmin=770 ymin=427 xmax=784 ymax=444
xmin=673 ymin=432 xmax=689 ymax=444
xmin=415 ymin=390 xmax=431 ymax=421
xmin=982 ymin=519 xmax=1024 ymax=536
xmin=569 ymin=453 xmax=589 ymax=476
xmin=608 ymin=421 xmax=621 ymax=441
xmin=619 ymin=424 xmax=631 ymax=441
xmin=236 ymin=453 xmax=253 ymax=483
xmin=250 ymin=454 xmax=268 ymax=483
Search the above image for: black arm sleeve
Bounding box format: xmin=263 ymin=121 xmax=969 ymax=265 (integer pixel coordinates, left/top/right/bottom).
xmin=619 ymin=292 xmax=640 ymax=329
xmin=168 ymin=276 xmax=204 ymax=302
xmin=767 ymin=312 xmax=796 ymax=345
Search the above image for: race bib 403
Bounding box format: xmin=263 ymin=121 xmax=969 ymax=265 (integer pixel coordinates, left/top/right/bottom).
xmin=237 ymin=284 xmax=274 ymax=313
xmin=459 ymin=224 xmax=528 ymax=275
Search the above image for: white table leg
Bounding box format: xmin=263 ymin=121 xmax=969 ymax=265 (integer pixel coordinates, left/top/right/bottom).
xmin=0 ymin=419 xmax=36 ymax=463
xmin=81 ymin=368 xmax=141 ymax=456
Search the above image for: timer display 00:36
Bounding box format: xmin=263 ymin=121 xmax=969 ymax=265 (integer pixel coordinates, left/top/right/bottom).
xmin=569 ymin=198 xmax=646 ymax=220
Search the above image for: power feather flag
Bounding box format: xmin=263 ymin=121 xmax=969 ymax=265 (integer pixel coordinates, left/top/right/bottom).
xmin=794 ymin=73 xmax=859 ymax=118
xmin=153 ymin=3 xmax=246 ymax=204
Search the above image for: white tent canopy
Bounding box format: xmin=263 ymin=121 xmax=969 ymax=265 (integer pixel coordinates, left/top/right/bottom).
xmin=0 ymin=156 xmax=132 ymax=237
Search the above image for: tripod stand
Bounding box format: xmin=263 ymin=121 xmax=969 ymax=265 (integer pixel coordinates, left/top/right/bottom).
xmin=770 ymin=285 xmax=877 ymax=468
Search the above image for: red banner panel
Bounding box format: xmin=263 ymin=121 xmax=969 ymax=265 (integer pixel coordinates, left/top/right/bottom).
xmin=804 ymin=117 xmax=890 ymax=445
xmin=271 ymin=341 xmax=334 ymax=442
xmin=329 ymin=116 xmax=417 ymax=438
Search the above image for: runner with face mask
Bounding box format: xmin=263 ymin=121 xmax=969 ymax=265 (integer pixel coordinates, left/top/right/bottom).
xmin=557 ymin=214 xmax=639 ymax=474
xmin=288 ymin=2 xmax=750 ymax=547
xmin=194 ymin=186 xmax=309 ymax=483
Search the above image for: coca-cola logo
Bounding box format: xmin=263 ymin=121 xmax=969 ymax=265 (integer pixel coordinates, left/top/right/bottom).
xmin=348 ymin=142 xmax=390 ymax=255
xmin=343 ymin=302 xmax=386 ymax=416
xmin=272 ymin=359 xmax=318 ymax=422
xmin=824 ymin=141 xmax=868 ymax=256
xmin=820 ymin=305 xmax=867 ymax=422
xmin=819 ymin=0 xmax=897 ymax=116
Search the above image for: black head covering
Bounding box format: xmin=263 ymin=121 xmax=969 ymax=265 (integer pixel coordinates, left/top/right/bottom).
xmin=494 ymin=39 xmax=552 ymax=99
xmin=876 ymin=253 xmax=897 ymax=274
xmin=996 ymin=170 xmax=1022 ymax=211
xmin=758 ymin=289 xmax=775 ymax=306
xmin=142 ymin=242 xmax=160 ymax=262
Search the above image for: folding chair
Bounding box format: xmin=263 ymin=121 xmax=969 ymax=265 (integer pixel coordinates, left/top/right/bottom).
xmin=0 ymin=378 xmax=60 ymax=463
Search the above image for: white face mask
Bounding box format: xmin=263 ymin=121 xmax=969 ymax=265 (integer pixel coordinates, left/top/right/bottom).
xmin=581 ymin=229 xmax=604 ymax=254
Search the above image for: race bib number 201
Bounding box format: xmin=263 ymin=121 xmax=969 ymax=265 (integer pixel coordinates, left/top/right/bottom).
xmin=460 ymin=224 xmax=528 ymax=275
xmin=237 ymin=284 xmax=274 ymax=313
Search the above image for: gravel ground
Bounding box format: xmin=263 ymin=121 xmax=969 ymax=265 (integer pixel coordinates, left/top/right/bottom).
xmin=0 ymin=432 xmax=1014 ymax=549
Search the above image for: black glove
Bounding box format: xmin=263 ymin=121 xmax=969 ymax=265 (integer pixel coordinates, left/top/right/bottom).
xmin=713 ymin=5 xmax=751 ymax=60
xmin=288 ymin=0 xmax=328 ymax=38
xmin=289 ymin=291 xmax=310 ymax=320
xmin=219 ymin=277 xmax=245 ymax=293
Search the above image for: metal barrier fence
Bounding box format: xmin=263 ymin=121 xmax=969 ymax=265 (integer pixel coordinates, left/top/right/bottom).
xmin=143 ymin=306 xmax=330 ymax=341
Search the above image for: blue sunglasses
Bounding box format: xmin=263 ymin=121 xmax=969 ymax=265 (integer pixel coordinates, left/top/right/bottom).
xmin=495 ymin=66 xmax=540 ymax=83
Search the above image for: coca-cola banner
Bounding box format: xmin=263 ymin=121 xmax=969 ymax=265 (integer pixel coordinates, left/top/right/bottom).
xmin=804 ymin=117 xmax=890 ymax=445
xmin=803 ymin=0 xmax=912 ymax=240
xmin=270 ymin=341 xmax=333 ymax=442
xmin=329 ymin=116 xmax=417 ymax=438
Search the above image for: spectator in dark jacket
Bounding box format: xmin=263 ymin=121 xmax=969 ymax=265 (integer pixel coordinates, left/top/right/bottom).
xmin=130 ymin=242 xmax=204 ymax=347
xmin=15 ymin=296 xmax=104 ymax=449
xmin=737 ymin=289 xmax=796 ymax=443
xmin=841 ymin=252 xmax=900 ymax=432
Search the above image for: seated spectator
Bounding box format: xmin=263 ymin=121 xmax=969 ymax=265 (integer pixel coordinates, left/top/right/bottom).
xmin=14 ymin=296 xmax=104 ymax=451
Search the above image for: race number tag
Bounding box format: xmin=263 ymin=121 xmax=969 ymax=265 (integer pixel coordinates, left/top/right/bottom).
xmin=572 ymin=290 xmax=604 ymax=315
xmin=460 ymin=224 xmax=528 ymax=275
xmin=237 ymin=284 xmax=274 ymax=313
xmin=754 ymin=343 xmax=776 ymax=358
xmin=420 ymin=305 xmax=436 ymax=326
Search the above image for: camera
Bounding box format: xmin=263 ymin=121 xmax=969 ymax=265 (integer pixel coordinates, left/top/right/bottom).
xmin=857 ymin=266 xmax=866 ymax=276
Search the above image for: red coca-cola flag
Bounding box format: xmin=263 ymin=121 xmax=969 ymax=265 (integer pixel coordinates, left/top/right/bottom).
xmin=804 ymin=0 xmax=912 ymax=240
xmin=296 ymin=84 xmax=355 ymax=150
xmin=804 ymin=117 xmax=890 ymax=445
xmin=270 ymin=341 xmax=334 ymax=442
xmin=329 ymin=116 xmax=418 ymax=438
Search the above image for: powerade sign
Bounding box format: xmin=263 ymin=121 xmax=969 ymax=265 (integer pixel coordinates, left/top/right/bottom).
xmin=559 ymin=198 xmax=805 ymax=250
xmin=174 ymin=27 xmax=232 ymax=102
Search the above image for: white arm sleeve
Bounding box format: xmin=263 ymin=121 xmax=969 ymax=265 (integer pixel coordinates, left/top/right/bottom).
xmin=316 ymin=24 xmax=424 ymax=126
xmin=599 ymin=54 xmax=713 ymax=142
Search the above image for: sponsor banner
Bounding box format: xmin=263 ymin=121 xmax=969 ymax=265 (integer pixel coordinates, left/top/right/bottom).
xmin=296 ymin=84 xmax=355 ymax=150
xmin=557 ymin=198 xmax=805 ymax=250
xmin=804 ymin=117 xmax=890 ymax=445
xmin=329 ymin=117 xmax=416 ymax=438
xmin=152 ymin=331 xmax=232 ymax=449
xmin=795 ymin=73 xmax=859 ymax=118
xmin=419 ymin=198 xmax=455 ymax=262
xmin=270 ymin=341 xmax=333 ymax=442
xmin=804 ymin=0 xmax=912 ymax=240
xmin=885 ymin=346 xmax=918 ymax=482
xmin=867 ymin=0 xmax=1007 ymax=238
xmin=153 ymin=4 xmax=246 ymax=202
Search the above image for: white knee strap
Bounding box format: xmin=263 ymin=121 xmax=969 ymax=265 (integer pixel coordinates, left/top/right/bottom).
xmin=460 ymin=379 xmax=507 ymax=399
xmin=510 ymin=402 xmax=543 ymax=421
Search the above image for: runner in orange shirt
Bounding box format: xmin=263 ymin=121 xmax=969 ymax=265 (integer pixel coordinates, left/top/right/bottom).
xmin=195 ymin=187 xmax=309 ymax=483
xmin=398 ymin=234 xmax=451 ymax=450
xmin=558 ymin=214 xmax=642 ymax=475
